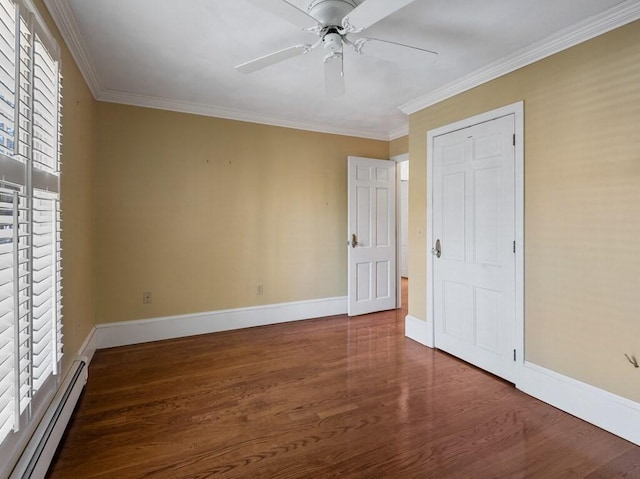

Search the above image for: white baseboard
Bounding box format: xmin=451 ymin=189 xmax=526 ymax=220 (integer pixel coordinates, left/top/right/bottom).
xmin=78 ymin=326 xmax=97 ymax=364
xmin=404 ymin=315 xmax=433 ymax=347
xmin=518 ymin=361 xmax=640 ymax=447
xmin=96 ymin=296 xmax=348 ymax=349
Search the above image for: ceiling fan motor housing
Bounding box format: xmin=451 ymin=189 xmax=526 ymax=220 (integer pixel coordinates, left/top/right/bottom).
xmin=308 ymin=0 xmax=357 ymax=28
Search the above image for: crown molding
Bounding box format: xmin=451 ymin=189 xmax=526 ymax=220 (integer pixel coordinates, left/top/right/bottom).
xmin=389 ymin=125 xmax=409 ymax=140
xmin=97 ymin=89 xmax=390 ymax=141
xmin=400 ymin=0 xmax=640 ymax=115
xmin=43 ymin=0 xmax=102 ymax=98
xmin=44 ymin=0 xmax=639 ymax=140
xmin=38 ymin=0 xmax=411 ymax=141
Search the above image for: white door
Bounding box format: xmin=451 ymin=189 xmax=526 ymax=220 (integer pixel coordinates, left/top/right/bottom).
xmin=432 ymin=115 xmax=516 ymax=382
xmin=348 ymin=156 xmax=397 ymax=316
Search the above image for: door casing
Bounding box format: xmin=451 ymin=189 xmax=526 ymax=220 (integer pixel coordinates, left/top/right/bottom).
xmin=392 ymin=152 xmax=409 ymax=309
xmin=426 ymin=101 xmax=524 ymax=377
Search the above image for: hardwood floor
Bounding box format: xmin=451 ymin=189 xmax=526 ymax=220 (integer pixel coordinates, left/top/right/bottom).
xmin=48 ymin=280 xmax=640 ymax=478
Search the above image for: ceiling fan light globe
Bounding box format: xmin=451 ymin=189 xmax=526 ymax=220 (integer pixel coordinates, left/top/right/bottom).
xmin=323 ymin=32 xmax=343 ymax=53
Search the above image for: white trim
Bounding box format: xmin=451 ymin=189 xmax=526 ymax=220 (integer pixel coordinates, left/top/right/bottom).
xmin=513 ymin=106 xmax=525 ymax=364
xmin=97 ymin=90 xmax=391 ymax=141
xmin=389 ymin=125 xmax=409 ymax=140
xmin=519 ymin=362 xmax=640 ymax=447
xmin=426 ymin=123 xmax=435 ymax=350
xmin=426 ymin=101 xmax=525 ymax=373
xmin=96 ymin=296 xmax=347 ymax=349
xmin=390 ymin=153 xmax=409 ymax=161
xmin=77 ymin=326 xmax=97 ymax=365
xmin=43 ymin=0 xmax=103 ymax=97
xmin=392 ymin=153 xmax=409 ymax=309
xmin=400 ymin=0 xmax=640 ymax=114
xmin=404 ymin=315 xmax=432 ymax=347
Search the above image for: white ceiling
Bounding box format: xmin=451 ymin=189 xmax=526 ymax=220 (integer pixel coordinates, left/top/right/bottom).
xmin=46 ymin=0 xmax=639 ymax=140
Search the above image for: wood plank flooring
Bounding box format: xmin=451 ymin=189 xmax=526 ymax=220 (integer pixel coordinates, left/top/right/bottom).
xmin=48 ymin=281 xmax=640 ymax=478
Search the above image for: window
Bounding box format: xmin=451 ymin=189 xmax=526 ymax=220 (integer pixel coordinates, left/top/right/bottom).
xmin=0 ymin=0 xmax=62 ymax=449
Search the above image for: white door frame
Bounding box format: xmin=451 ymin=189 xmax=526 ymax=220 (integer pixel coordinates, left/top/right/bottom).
xmin=426 ymin=101 xmax=524 ymax=373
xmin=392 ymin=152 xmax=409 ymax=309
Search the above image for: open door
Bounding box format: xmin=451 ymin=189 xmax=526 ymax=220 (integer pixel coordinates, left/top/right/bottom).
xmin=347 ymin=156 xmax=397 ymax=316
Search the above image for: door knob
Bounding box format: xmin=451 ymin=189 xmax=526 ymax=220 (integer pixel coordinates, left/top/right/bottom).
xmin=432 ymin=238 xmax=441 ymax=258
xmin=351 ymin=233 xmax=359 ymax=248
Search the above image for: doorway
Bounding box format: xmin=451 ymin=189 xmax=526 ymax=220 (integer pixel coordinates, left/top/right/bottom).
xmin=392 ymin=153 xmax=409 ymax=309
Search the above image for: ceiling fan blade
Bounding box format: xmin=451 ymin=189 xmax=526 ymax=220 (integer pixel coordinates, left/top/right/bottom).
xmin=353 ymin=38 xmax=438 ymax=65
xmin=324 ymin=53 xmax=345 ymax=96
xmin=342 ymin=0 xmax=416 ymax=32
xmin=236 ymin=44 xmax=311 ymax=73
xmin=245 ymin=0 xmax=320 ymax=30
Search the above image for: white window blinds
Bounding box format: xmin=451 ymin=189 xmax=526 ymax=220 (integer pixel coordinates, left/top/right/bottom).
xmin=31 ymin=190 xmax=61 ymax=390
xmin=33 ymin=35 xmax=59 ymax=174
xmin=0 ymin=0 xmax=62 ymax=448
xmin=0 ymin=0 xmax=16 ymax=159
xmin=0 ymin=189 xmax=19 ymax=442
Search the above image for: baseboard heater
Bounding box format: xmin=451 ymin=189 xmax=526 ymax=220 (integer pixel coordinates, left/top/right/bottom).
xmin=10 ymin=359 xmax=88 ymax=479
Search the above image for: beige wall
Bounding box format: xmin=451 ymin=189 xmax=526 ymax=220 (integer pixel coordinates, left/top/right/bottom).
xmin=94 ymin=104 xmax=389 ymax=324
xmin=390 ymin=135 xmax=409 ymax=157
xmin=37 ymin=1 xmax=98 ymax=374
xmin=408 ymin=21 xmax=640 ymax=402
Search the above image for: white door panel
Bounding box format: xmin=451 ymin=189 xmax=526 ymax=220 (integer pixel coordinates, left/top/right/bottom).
xmin=348 ymin=156 xmax=396 ymax=316
xmin=433 ymin=115 xmax=516 ymax=382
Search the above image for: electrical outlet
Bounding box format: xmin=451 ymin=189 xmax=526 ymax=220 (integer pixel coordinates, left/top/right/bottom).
xmin=256 ymin=284 xmax=263 ymax=295
xmin=143 ymin=291 xmax=152 ymax=304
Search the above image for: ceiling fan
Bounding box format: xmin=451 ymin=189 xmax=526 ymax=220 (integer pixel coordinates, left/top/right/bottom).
xmin=236 ymin=0 xmax=437 ymax=96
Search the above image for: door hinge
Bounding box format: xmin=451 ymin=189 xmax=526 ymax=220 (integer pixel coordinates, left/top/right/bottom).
xmin=513 ymin=134 xmax=516 ymax=146
xmin=513 ymin=349 xmax=517 ymax=361
xmin=513 ymin=241 xmax=516 ymax=253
